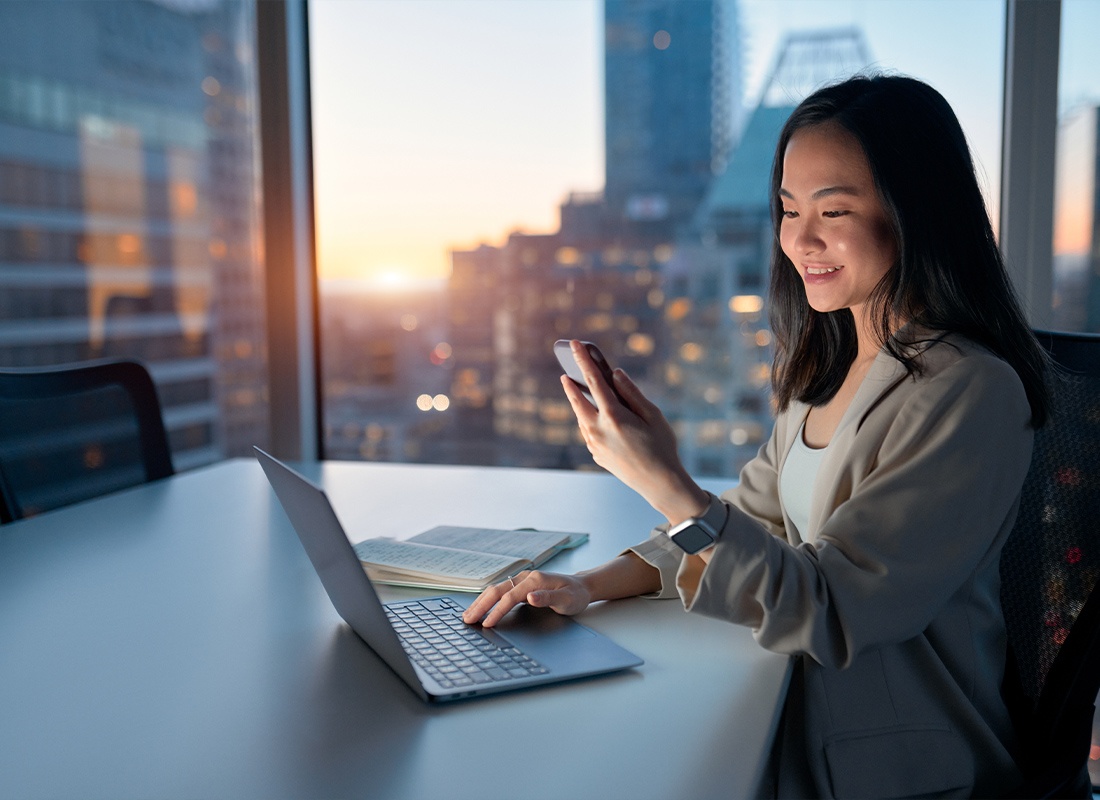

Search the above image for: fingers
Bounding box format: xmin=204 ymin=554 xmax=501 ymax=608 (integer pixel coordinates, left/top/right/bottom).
xmin=609 ymin=368 xmax=658 ymax=420
xmin=568 ymin=340 xmax=620 ymax=411
xmin=462 ymin=570 xmax=589 ymax=628
xmin=462 ymin=571 xmax=532 ymax=628
xmin=561 ymin=373 xmax=593 ymax=412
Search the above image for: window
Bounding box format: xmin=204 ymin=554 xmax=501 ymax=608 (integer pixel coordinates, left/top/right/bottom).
xmin=1051 ymin=0 xmax=1100 ymax=334
xmin=0 ymin=0 xmax=271 ymax=469
xmin=310 ymin=0 xmax=1004 ymax=479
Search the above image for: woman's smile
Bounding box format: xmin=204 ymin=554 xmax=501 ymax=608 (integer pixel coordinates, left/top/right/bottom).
xmin=804 ymin=263 xmax=843 ymax=277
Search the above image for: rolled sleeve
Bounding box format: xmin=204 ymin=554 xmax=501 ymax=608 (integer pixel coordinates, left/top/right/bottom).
xmin=625 ymin=527 xmax=684 ymax=599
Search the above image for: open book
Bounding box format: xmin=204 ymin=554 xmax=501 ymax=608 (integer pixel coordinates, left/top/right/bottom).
xmin=352 ymin=525 xmax=588 ymax=592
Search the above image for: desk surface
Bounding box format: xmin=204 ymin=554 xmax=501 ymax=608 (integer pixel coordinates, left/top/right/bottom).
xmin=0 ymin=459 xmax=789 ymax=800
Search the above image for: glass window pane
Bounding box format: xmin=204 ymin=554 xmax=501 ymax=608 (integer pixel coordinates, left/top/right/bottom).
xmin=0 ymin=1 xmax=270 ymax=470
xmin=311 ymin=0 xmax=1004 ymax=478
xmin=1054 ymin=3 xmax=1100 ymax=784
xmin=1052 ymin=0 xmax=1100 ymax=333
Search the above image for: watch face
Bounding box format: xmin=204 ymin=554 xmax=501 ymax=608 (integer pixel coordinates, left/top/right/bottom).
xmin=672 ymin=524 xmax=714 ymax=554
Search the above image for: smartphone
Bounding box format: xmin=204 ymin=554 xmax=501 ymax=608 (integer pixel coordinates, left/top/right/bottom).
xmin=553 ymin=339 xmax=624 ymax=404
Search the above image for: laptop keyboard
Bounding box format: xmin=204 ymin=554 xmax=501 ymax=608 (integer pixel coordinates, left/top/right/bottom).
xmin=386 ymin=596 xmax=549 ymax=688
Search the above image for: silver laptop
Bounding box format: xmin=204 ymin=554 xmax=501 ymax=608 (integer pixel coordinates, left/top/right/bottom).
xmin=254 ymin=447 xmax=642 ymax=703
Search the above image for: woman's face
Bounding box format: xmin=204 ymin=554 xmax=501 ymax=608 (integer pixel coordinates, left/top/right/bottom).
xmin=778 ymin=122 xmax=898 ymax=319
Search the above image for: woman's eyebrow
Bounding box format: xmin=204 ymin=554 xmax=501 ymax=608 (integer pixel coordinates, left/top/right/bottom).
xmin=779 ymin=185 xmax=861 ymax=200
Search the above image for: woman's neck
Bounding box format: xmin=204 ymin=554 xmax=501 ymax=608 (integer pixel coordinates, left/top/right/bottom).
xmin=852 ymin=303 xmax=904 ymax=365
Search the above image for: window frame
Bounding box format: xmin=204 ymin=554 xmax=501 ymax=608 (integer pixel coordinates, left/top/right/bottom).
xmin=1000 ymin=0 xmax=1061 ymax=328
xmin=257 ymin=0 xmax=322 ymax=460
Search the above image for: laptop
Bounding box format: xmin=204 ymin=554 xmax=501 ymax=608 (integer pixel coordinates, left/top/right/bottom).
xmin=254 ymin=447 xmax=643 ymax=703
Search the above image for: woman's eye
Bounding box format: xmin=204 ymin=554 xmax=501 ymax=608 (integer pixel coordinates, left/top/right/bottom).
xmin=781 ymin=209 xmax=798 ymax=219
xmin=823 ymin=210 xmax=849 ymax=218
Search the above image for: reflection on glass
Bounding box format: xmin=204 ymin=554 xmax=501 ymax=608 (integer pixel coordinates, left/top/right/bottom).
xmin=1052 ymin=0 xmax=1100 ymax=334
xmin=312 ymin=0 xmax=1003 ymax=478
xmin=0 ymin=1 xmax=270 ymax=470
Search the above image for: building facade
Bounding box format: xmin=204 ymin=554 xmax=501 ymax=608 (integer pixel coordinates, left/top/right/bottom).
xmin=0 ymin=0 xmax=269 ymax=470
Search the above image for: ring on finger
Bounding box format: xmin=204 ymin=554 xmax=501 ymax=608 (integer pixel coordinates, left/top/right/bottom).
xmin=508 ymin=576 xmax=517 ymax=589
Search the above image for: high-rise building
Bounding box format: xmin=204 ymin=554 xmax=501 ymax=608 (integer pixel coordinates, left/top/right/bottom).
xmin=445 ymin=245 xmax=501 ymax=465
xmin=602 ymin=0 xmax=739 ymax=242
xmin=0 ymin=1 xmax=269 ymax=470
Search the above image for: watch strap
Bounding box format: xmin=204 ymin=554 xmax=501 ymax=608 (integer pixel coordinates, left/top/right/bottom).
xmin=695 ymin=491 xmax=728 ymax=536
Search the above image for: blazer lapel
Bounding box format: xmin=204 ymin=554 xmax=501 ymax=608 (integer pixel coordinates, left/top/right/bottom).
xmin=804 ymin=348 xmax=911 ymax=540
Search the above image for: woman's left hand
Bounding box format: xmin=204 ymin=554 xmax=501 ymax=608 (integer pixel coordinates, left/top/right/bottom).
xmin=562 ymin=340 xmax=709 ymax=525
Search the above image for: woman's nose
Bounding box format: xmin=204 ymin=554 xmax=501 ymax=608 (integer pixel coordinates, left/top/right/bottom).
xmin=793 ymin=217 xmax=824 ymax=253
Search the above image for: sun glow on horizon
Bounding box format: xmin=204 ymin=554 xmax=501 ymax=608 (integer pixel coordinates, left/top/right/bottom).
xmin=356 ymin=267 xmax=436 ymax=292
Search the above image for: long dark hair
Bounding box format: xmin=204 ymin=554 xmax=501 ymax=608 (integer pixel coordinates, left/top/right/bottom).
xmin=768 ymin=74 xmax=1049 ymax=427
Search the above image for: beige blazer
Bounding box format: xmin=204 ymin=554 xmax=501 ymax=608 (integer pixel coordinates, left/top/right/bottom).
xmin=632 ymin=335 xmax=1034 ymax=798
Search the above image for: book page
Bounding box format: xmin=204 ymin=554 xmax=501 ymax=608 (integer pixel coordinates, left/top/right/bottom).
xmin=352 ymin=538 xmax=523 ymax=581
xmin=408 ymin=526 xmax=572 ymax=560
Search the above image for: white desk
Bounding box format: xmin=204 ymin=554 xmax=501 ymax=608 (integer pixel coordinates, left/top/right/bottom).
xmin=0 ymin=459 xmax=790 ymax=799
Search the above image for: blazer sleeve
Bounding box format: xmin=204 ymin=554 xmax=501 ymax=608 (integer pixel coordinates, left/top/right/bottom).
xmin=684 ymin=355 xmax=1034 ymax=669
xmin=627 ymin=411 xmax=789 ymax=599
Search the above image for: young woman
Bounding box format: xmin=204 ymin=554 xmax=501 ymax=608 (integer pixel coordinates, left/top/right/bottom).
xmin=464 ymin=74 xmax=1048 ymax=799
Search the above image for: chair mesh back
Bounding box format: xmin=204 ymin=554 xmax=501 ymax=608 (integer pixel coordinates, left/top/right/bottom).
xmin=1000 ymin=353 xmax=1100 ymax=707
xmin=0 ymin=383 xmax=150 ymax=517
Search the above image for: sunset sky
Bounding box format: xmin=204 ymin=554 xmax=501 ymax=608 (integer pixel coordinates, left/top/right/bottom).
xmin=309 ymin=0 xmax=1099 ymax=287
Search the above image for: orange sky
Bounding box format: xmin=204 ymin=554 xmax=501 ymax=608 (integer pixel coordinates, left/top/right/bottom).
xmin=309 ymin=0 xmax=603 ymax=285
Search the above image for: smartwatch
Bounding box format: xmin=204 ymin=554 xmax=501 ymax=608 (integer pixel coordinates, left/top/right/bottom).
xmin=668 ymin=493 xmax=728 ymax=555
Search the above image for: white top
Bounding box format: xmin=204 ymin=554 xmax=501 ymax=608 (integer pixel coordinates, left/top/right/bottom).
xmin=779 ymin=420 xmax=829 ymax=538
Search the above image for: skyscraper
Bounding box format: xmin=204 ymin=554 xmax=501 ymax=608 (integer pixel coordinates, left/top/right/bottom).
xmin=602 ymin=0 xmax=737 ymax=241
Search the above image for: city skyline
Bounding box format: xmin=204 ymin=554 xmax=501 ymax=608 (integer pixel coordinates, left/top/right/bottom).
xmin=308 ymin=0 xmax=1033 ymax=286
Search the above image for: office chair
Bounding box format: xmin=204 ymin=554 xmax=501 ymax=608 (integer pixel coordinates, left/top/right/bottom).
xmin=0 ymin=359 xmax=174 ymax=523
xmin=1000 ymin=330 xmax=1100 ymax=799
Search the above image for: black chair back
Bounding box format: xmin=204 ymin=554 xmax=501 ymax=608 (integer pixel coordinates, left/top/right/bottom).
xmin=0 ymin=359 xmax=174 ymax=522
xmin=1001 ymin=330 xmax=1100 ymax=798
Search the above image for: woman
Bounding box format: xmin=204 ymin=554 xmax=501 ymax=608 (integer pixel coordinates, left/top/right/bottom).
xmin=464 ymin=75 xmax=1048 ymax=798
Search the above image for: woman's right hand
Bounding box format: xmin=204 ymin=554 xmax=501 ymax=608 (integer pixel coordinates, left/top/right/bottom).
xmin=462 ymin=570 xmax=593 ymax=628
xmin=461 ymin=553 xmax=662 ymax=628
xmin=560 ymin=340 xmax=709 ymax=526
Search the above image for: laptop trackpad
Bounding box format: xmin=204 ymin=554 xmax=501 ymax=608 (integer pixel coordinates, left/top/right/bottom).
xmin=490 ymin=605 xmax=631 ymax=675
